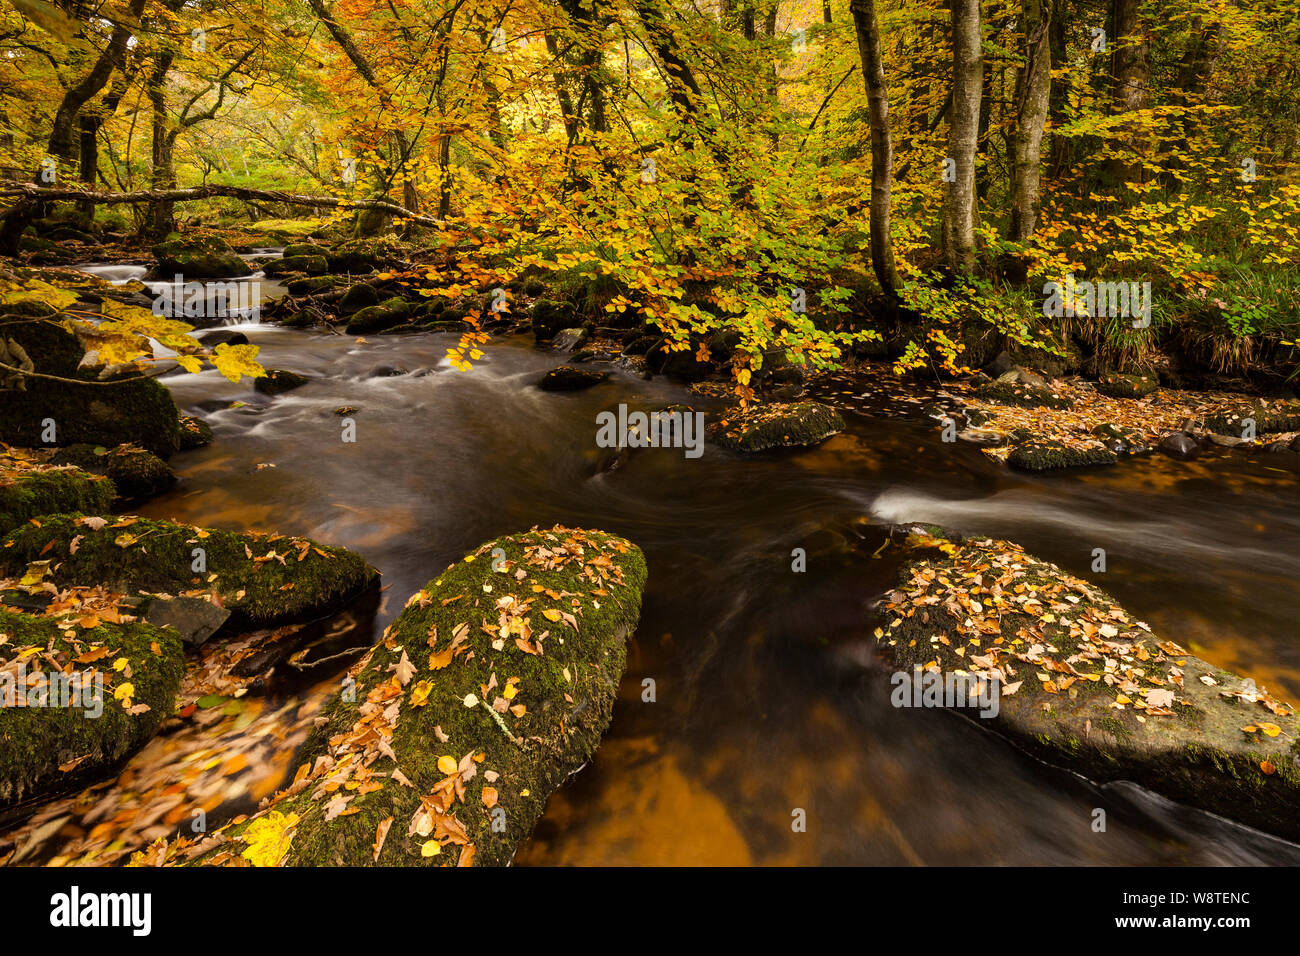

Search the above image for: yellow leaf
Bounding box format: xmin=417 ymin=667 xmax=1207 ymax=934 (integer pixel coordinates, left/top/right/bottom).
xmin=211 ymin=343 xmax=265 ymax=383
xmin=239 ymin=811 xmax=300 ymax=867
xmin=437 ymin=755 xmax=458 ymax=775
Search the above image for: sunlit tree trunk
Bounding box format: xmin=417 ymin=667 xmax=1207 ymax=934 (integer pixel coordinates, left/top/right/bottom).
xmin=849 ymin=0 xmax=900 ymax=296
xmin=942 ymin=0 xmax=982 ymax=274
xmin=1010 ymin=0 xmax=1052 ymax=240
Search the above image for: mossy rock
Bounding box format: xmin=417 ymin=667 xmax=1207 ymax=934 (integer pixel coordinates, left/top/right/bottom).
xmin=325 ymin=237 xmax=407 ymax=274
xmin=0 ymin=609 xmax=184 ymax=811
xmin=285 ymin=276 xmax=339 ymax=296
xmin=1007 ymin=439 xmax=1118 ymax=472
xmin=876 ymin=529 xmax=1300 ymax=842
xmin=178 ymin=415 xmax=213 ymax=451
xmin=150 ymin=236 xmax=252 ymax=280
xmin=0 ymin=313 xmax=82 ymax=377
xmin=50 ymin=444 xmax=176 ymax=501
xmin=1097 ymin=372 xmax=1158 ymax=399
xmin=530 ymin=299 xmax=578 ymax=342
xmin=0 ymin=465 xmax=114 ymax=535
xmin=339 ymin=283 xmax=381 ymax=315
xmin=0 ymin=515 xmax=379 ymax=631
xmin=282 ymin=243 xmax=329 ymax=259
xmin=1204 ymin=401 xmax=1300 ymax=437
xmin=169 ymin=526 xmax=646 ymax=867
xmin=708 ymin=402 xmax=845 ymax=453
xmin=974 ymin=380 xmax=1073 ymax=411
xmin=345 ymin=298 xmax=411 ymax=335
xmin=263 ymin=255 xmax=328 ymax=278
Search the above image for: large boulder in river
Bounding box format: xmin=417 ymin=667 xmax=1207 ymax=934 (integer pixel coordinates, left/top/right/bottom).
xmin=263 ymin=255 xmax=328 ymax=278
xmin=345 ymin=298 xmax=411 ymax=335
xmin=0 ymin=317 xmax=182 ymax=459
xmin=149 ymin=236 xmax=252 ymax=280
xmin=144 ymin=527 xmax=647 ymax=867
xmin=708 ymin=401 xmax=844 ymax=453
xmin=0 ymin=515 xmax=379 ymax=632
xmin=876 ymin=528 xmax=1300 ymax=842
xmin=537 ymin=366 xmax=606 ymax=392
xmin=0 ymin=462 xmax=114 ymax=535
xmin=0 ymin=609 xmax=184 ymax=811
xmin=50 ymin=444 xmax=176 ymax=501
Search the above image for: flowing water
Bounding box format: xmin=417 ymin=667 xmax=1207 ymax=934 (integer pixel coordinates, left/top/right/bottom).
xmin=64 ymin=266 xmax=1300 ymax=864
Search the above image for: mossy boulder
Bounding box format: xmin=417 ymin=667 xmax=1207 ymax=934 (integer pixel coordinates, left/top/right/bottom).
xmin=282 ymin=243 xmax=329 ymax=259
xmin=708 ymin=402 xmax=844 ymax=453
xmin=285 ymin=276 xmax=339 ymax=296
xmin=1097 ymin=372 xmax=1158 ymax=399
xmin=1204 ymin=400 xmax=1300 ymax=437
xmin=325 ymin=238 xmax=406 ymax=274
xmin=339 ymin=283 xmax=381 ymax=315
xmin=345 ymin=298 xmax=411 ymax=335
xmin=876 ymin=529 xmax=1300 ymax=842
xmin=974 ymin=380 xmax=1073 ymax=410
xmin=0 ymin=322 xmax=182 ymax=459
xmin=0 ymin=464 xmax=114 ymax=535
xmin=0 ymin=609 xmax=184 ymax=810
xmin=178 ymin=415 xmax=213 ymax=451
xmin=50 ymin=444 xmax=176 ymax=501
xmin=0 ymin=515 xmax=379 ymax=631
xmin=530 ymin=299 xmax=578 ymax=342
xmin=254 ymin=368 xmax=310 ymax=396
xmin=263 ymin=255 xmax=328 ymax=278
xmin=162 ymin=527 xmax=646 ymax=867
xmin=1007 ymin=439 xmax=1118 ymax=472
xmin=150 ymin=236 xmax=252 ymax=280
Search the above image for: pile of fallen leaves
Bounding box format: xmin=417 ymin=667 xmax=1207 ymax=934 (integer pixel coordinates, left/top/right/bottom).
xmin=876 ymin=534 xmax=1296 ymax=724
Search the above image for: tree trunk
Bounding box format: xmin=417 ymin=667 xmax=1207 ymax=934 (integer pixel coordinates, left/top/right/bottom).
xmin=942 ymin=0 xmax=982 ymax=273
xmin=148 ymin=50 xmax=178 ymax=238
xmin=1109 ymin=0 xmax=1149 ymax=183
xmin=849 ymin=0 xmax=900 ymax=296
xmin=1010 ymin=0 xmax=1052 ymax=240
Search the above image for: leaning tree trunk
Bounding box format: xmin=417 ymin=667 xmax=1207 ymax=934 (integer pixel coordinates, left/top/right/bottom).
xmin=1010 ymin=0 xmax=1052 ymax=240
xmin=942 ymin=0 xmax=982 ymax=274
xmin=849 ymin=0 xmax=901 ymax=296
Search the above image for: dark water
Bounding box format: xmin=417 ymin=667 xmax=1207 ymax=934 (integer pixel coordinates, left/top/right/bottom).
xmin=118 ymin=309 xmax=1300 ymax=866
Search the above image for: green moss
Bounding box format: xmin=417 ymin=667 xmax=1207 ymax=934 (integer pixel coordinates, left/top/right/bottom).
xmin=151 ymin=236 xmax=252 ymax=279
xmin=51 ymin=444 xmax=175 ymax=501
xmin=0 ymin=514 xmax=379 ymax=630
xmin=1097 ymin=372 xmax=1158 ymax=399
xmin=178 ymin=416 xmax=213 ymax=451
xmin=263 ymin=255 xmax=328 ymax=277
xmin=1007 ymin=439 xmax=1118 ymax=471
xmin=708 ymin=402 xmax=845 ymax=453
xmin=345 ymin=298 xmax=411 ymax=335
xmin=184 ymin=526 xmax=646 ymax=867
xmin=0 ymin=466 xmax=114 ymax=535
xmin=0 ymin=609 xmax=184 ymax=809
xmin=975 ymin=380 xmax=1073 ymax=410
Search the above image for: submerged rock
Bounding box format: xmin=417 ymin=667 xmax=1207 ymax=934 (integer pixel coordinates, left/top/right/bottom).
xmin=708 ymin=402 xmax=844 ymax=453
xmin=538 ymin=366 xmax=607 ymax=391
xmin=1097 ymin=372 xmax=1158 ymax=399
xmin=160 ymin=526 xmax=646 ymax=867
xmin=0 ymin=609 xmax=184 ymax=811
xmin=1007 ymin=439 xmax=1118 ymax=472
xmin=254 ymin=369 xmax=310 ymax=396
xmin=149 ymin=236 xmax=252 ymax=280
xmin=0 ymin=464 xmax=114 ymax=535
xmin=178 ymin=415 xmax=214 ymax=451
xmin=876 ymin=529 xmax=1300 ymax=842
xmin=0 ymin=515 xmax=379 ymax=632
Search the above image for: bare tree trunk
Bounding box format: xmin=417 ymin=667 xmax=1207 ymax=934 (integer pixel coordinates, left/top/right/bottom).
xmin=148 ymin=50 xmax=178 ymax=238
xmin=942 ymin=0 xmax=982 ymax=274
xmin=1109 ymin=0 xmax=1149 ymax=183
xmin=849 ymin=0 xmax=900 ymax=296
xmin=1010 ymin=0 xmax=1052 ymax=240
